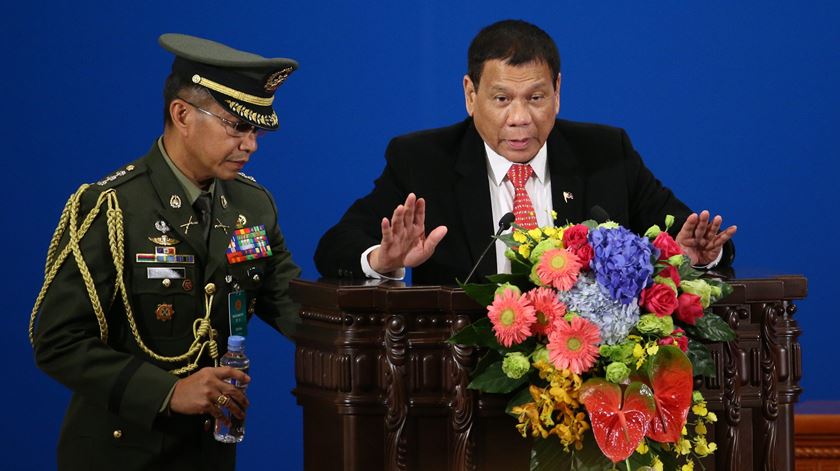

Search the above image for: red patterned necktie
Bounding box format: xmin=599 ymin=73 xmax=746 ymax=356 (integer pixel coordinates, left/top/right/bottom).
xmin=506 ymin=164 xmax=538 ymax=230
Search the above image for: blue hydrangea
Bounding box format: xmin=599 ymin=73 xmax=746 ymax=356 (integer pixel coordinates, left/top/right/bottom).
xmin=558 ymin=273 xmax=640 ymax=345
xmin=588 ymin=226 xmax=657 ymax=305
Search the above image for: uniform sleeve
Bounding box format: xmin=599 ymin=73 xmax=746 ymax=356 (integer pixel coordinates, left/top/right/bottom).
xmin=33 ymin=189 xmax=178 ymax=431
xmin=314 ymin=138 xmax=411 ymax=278
xmin=256 ymin=190 xmax=303 ymax=336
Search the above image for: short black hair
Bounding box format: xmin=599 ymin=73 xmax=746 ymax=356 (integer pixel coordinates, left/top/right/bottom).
xmin=162 ymin=72 xmax=213 ymax=126
xmin=467 ymin=20 xmax=561 ymax=90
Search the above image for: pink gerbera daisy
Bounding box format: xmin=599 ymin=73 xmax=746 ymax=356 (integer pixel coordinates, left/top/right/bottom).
xmin=547 ymin=316 xmax=601 ymax=374
xmin=487 ymin=289 xmax=536 ymax=347
xmin=536 ymin=248 xmax=583 ymax=291
xmin=526 ymin=287 xmax=567 ymax=337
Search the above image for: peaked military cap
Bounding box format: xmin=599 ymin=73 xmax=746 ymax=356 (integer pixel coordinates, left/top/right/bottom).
xmin=159 ymin=33 xmax=298 ymax=131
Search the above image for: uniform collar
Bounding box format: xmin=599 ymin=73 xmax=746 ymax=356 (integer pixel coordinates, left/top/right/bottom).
xmin=157 ymin=137 xmax=216 ymax=205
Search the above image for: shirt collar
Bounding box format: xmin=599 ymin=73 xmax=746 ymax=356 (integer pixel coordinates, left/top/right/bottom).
xmin=484 ymin=142 xmax=549 ymax=187
xmin=157 ymin=137 xmax=215 ymax=205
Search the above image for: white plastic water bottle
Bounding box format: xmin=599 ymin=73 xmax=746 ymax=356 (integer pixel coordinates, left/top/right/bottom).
xmin=214 ymin=335 xmax=250 ymax=443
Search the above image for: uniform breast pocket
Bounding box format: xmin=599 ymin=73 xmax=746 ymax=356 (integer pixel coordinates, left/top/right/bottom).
xmin=130 ymin=265 xmax=198 ymax=340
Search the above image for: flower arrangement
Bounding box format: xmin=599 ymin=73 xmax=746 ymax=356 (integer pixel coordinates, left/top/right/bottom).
xmin=450 ymin=214 xmax=734 ymax=470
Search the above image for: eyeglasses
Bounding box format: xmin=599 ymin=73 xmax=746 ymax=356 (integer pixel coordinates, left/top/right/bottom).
xmin=178 ymin=97 xmax=266 ymax=138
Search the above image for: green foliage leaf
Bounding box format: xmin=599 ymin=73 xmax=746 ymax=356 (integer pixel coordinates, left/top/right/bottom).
xmin=447 ymin=317 xmax=502 ymax=349
xmin=511 ymin=256 xmax=533 ymax=275
xmin=678 ymin=256 xmax=702 ymax=281
xmin=474 ymin=349 xmax=501 ymax=376
xmin=529 ymin=432 xmax=612 ymax=471
xmin=457 ymin=281 xmax=496 ymax=307
xmin=468 ymin=361 xmax=528 ymax=393
xmin=580 ymin=219 xmax=599 ymax=230
xmin=706 ymin=278 xmax=734 ymax=304
xmin=684 ymin=311 xmax=736 ymax=342
xmin=486 ymin=273 xmax=530 ymax=287
xmin=686 ymin=339 xmax=716 ymax=378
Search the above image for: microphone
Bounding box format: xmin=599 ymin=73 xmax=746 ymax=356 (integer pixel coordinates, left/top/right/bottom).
xmin=589 ymin=205 xmax=610 ymax=224
xmin=463 ymin=212 xmax=515 ymax=285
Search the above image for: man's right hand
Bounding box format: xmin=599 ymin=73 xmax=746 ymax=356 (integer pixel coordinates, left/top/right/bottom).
xmin=169 ymin=366 xmax=250 ymax=424
xmin=368 ymin=193 xmax=447 ymax=275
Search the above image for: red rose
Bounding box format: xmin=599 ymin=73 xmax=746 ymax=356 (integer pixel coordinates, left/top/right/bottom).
xmin=674 ymin=293 xmax=704 ymax=325
xmin=640 ymin=283 xmax=678 ymax=317
xmin=563 ymin=225 xmax=594 ymax=267
xmin=653 ymin=231 xmax=683 ymax=261
xmin=657 ymin=265 xmax=681 ymax=286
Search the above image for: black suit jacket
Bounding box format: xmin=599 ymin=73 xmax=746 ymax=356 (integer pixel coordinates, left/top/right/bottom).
xmin=315 ymin=118 xmax=732 ymax=285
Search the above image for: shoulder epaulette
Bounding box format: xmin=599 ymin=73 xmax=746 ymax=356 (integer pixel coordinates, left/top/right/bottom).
xmin=95 ymin=163 xmax=144 ymax=188
xmin=237 ymin=171 xmax=257 ymax=183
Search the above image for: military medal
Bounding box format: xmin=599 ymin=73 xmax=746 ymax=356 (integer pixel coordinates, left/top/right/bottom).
xmin=235 ymin=214 xmax=247 ymax=229
xmin=155 ymin=303 xmax=174 ymax=322
xmin=182 ymin=279 xmax=193 ymax=291
xmin=226 ymin=224 xmax=272 ymax=264
xmin=148 ymin=220 xmax=180 ymax=246
xmin=170 ymin=195 xmax=182 ymax=209
xmin=136 ymin=246 xmax=195 ymax=264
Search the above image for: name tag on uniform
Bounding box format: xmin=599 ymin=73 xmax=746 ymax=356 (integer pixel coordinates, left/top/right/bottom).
xmin=146 ymin=267 xmax=186 ymax=279
xmin=228 ymin=290 xmax=248 ymax=337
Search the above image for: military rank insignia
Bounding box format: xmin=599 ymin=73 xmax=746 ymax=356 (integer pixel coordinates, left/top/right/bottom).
xmin=226 ymin=225 xmax=272 ymax=264
xmin=136 ymin=246 xmax=196 ymax=264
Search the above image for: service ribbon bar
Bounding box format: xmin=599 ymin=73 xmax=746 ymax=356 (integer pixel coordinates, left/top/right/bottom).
xmin=226 ymin=224 xmax=273 ymax=264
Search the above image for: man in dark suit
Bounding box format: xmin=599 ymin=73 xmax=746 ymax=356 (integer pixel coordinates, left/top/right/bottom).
xmin=315 ymin=19 xmax=736 ymax=285
xmin=31 ymin=34 xmax=300 ymax=470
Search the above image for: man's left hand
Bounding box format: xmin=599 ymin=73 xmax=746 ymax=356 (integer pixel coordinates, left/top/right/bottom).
xmin=675 ymin=210 xmax=737 ymax=266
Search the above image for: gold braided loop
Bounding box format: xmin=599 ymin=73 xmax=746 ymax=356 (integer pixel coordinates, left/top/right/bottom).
xmin=30 ymin=186 xmax=221 ymax=376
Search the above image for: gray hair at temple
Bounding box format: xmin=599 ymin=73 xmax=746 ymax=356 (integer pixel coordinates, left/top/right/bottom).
xmin=467 ymin=19 xmax=561 ymax=90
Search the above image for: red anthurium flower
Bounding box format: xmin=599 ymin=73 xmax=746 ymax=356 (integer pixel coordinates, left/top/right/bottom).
xmin=645 ymin=346 xmax=694 ymax=443
xmin=580 ymin=379 xmax=656 ymax=463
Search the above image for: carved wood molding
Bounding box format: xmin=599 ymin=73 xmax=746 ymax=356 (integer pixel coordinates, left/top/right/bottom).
xmin=796 ymin=446 xmax=840 ymax=459
xmin=384 ymin=314 xmax=408 ymax=471
xmin=449 ymin=314 xmax=477 ymax=471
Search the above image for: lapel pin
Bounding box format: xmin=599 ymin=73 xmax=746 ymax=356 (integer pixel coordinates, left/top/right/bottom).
xmin=180 ymin=215 xmax=198 ymax=234
xmin=214 ymin=219 xmax=230 ymax=235
xmin=236 ymin=214 xmax=247 ymax=229
xmin=170 ymin=195 xmax=182 ymax=209
xmin=563 ymin=191 xmax=574 ymax=203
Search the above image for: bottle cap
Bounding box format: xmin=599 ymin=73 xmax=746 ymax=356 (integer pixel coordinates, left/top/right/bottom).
xmin=227 ymin=335 xmax=246 ymax=351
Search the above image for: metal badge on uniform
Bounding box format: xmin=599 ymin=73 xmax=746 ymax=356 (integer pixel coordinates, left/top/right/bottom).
xmin=146 ymin=267 xmax=185 ymax=279
xmin=155 ymin=303 xmax=174 ymax=322
xmin=148 ymin=220 xmax=180 ymax=246
xmin=226 ymin=225 xmax=272 ymax=264
xmin=228 ymin=290 xmax=248 ymax=337
xmin=170 ymin=195 xmax=182 ymax=209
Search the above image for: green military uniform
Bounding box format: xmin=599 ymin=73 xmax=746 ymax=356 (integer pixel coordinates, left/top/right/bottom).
xmin=30 ymin=34 xmax=300 ymax=471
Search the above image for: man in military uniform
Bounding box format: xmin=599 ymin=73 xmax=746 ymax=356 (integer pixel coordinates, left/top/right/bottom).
xmin=30 ymin=34 xmax=301 ymax=470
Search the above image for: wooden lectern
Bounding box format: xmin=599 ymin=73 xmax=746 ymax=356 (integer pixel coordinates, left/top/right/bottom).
xmin=289 ymin=276 xmax=806 ymax=470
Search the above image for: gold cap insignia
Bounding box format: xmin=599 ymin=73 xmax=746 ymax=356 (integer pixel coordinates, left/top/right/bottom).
xmin=264 ymin=66 xmax=294 ymax=92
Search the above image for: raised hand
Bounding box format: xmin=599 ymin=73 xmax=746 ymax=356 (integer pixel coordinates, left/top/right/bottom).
xmin=675 ymin=210 xmax=737 ymax=266
xmin=169 ymin=366 xmax=250 ymax=424
xmin=368 ymin=193 xmax=448 ymax=274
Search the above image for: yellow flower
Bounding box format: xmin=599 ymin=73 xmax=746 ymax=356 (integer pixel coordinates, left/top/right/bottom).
xmin=633 ymin=343 xmax=645 ymax=358
xmin=518 ymin=244 xmax=531 ymax=258
xmin=695 ymin=422 xmax=707 ymax=435
xmin=651 ymin=456 xmax=664 ymax=471
xmin=681 ymin=462 xmax=694 ymax=471
xmin=513 ymin=231 xmax=528 ymax=243
xmin=692 ymin=403 xmax=708 ymax=416
xmin=676 ymin=438 xmax=691 ymax=455
xmin=636 ymin=440 xmax=649 ymax=454
xmin=543 ymin=227 xmax=557 ymax=237
xmin=706 ymin=412 xmax=718 ymax=423
xmin=551 ymin=210 xmax=558 ymax=220
xmin=528 ymin=228 xmax=544 ymax=240
xmin=681 ymin=425 xmax=688 ymax=436
xmin=646 ymin=342 xmax=659 ymax=356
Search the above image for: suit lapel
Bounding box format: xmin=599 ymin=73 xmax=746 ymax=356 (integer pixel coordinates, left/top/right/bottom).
xmin=144 ymin=147 xmax=208 ymax=260
xmin=204 ymin=182 xmax=236 ymax=279
xmin=547 ymin=126 xmax=585 ymax=226
xmin=454 ymin=121 xmax=496 ymax=278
